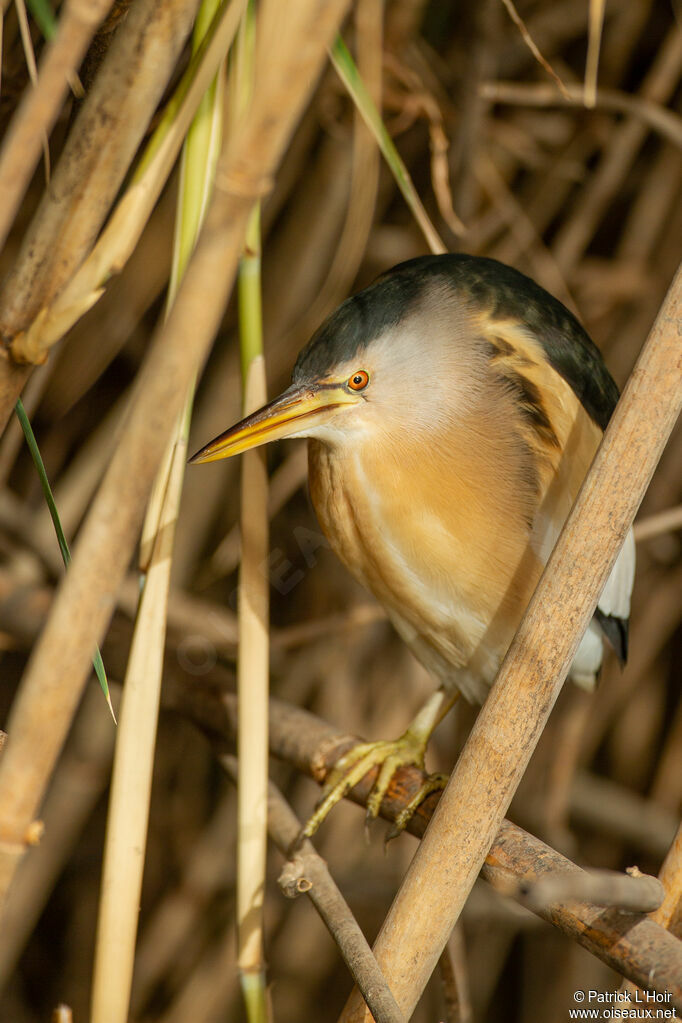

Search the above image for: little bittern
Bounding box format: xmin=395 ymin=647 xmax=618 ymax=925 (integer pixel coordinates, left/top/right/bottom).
xmin=191 ymin=254 xmax=635 ymax=837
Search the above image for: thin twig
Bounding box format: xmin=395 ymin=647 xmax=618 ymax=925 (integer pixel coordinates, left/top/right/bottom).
xmin=498 ymin=0 xmax=570 ymax=100
xmin=221 ymin=755 xmax=406 ymax=1023
xmin=497 ymin=867 xmax=664 ymax=914
xmin=480 ymin=80 xmax=682 ymax=149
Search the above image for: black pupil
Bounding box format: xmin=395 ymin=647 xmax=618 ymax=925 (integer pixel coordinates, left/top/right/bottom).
xmin=353 ymin=375 xmax=363 ymax=385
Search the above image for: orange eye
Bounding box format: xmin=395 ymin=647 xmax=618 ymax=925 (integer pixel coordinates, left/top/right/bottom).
xmin=348 ymin=370 xmax=370 ymax=391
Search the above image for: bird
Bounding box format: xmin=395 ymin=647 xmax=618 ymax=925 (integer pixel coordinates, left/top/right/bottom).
xmin=190 ymin=253 xmax=635 ymax=839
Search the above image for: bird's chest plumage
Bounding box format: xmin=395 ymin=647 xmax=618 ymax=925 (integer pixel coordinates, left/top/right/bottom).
xmin=307 ymin=437 xmax=540 ymax=702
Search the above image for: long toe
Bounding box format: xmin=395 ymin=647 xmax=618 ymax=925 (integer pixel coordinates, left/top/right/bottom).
xmin=299 ymin=733 xmax=430 ymax=843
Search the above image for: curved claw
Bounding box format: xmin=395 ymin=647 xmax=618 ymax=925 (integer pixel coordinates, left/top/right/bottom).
xmin=384 ymin=772 xmax=449 ymax=845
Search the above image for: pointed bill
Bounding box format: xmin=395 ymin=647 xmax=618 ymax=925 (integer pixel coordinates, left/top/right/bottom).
xmin=189 ymin=382 xmax=358 ymax=463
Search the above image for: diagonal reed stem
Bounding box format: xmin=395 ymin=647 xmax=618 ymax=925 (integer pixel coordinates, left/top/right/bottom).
xmin=339 ymin=263 xmax=682 ymax=1020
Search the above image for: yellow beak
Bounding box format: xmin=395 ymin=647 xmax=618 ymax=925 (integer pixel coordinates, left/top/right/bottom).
xmin=189 ymin=382 xmax=358 ymax=464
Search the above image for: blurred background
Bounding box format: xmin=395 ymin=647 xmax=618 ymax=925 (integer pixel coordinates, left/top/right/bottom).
xmin=0 ymin=0 xmax=680 ymax=1020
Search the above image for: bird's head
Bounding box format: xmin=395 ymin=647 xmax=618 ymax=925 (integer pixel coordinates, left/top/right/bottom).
xmin=189 ymin=264 xmax=479 ymax=466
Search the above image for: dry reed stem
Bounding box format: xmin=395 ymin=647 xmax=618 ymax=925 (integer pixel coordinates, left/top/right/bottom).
xmin=222 ymin=755 xmax=405 ymax=1023
xmin=650 ymin=820 xmax=682 ymax=938
xmin=584 ymin=0 xmax=605 ymax=108
xmin=171 ymin=687 xmax=682 ymax=1005
xmin=89 ymin=411 xmax=188 ymax=1023
xmin=13 ymin=0 xmax=52 ymax=188
xmin=232 ymin=13 xmax=270 ymax=1003
xmin=0 ymin=0 xmax=199 ymax=342
xmin=0 ymin=0 xmax=199 ymax=439
xmin=206 ymin=442 xmax=307 ymax=580
xmin=479 ymin=80 xmax=682 ymax=149
xmin=0 ymin=0 xmax=352 ymax=910
xmin=552 ymin=26 xmax=682 ymax=272
xmin=0 ymin=0 xmax=114 ymax=252
xmin=18 ymin=0 xmax=247 ymax=365
xmin=0 ymin=686 xmax=116 ymax=993
xmin=338 ymin=263 xmax=682 ymax=1021
xmin=236 ymin=358 xmax=270 ymax=982
xmin=91 ymin=29 xmax=227 ymax=1011
xmin=130 ymin=792 xmax=236 ymax=1013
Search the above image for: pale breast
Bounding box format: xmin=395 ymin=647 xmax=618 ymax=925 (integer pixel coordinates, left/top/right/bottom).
xmin=307 ymin=427 xmax=544 ymax=703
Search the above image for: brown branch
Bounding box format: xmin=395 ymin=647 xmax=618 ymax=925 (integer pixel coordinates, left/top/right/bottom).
xmin=168 ymin=683 xmax=682 ymax=1010
xmin=480 ymin=80 xmax=682 ymax=149
xmin=221 ymin=755 xmax=405 ymax=1023
xmin=0 ymin=0 xmax=353 ymax=911
xmin=500 ymin=867 xmax=665 ymax=914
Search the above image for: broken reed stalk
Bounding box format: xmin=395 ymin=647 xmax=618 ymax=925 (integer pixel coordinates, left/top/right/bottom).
xmin=232 ymin=5 xmax=271 ymax=1019
xmin=511 ymin=868 xmax=665 ymax=914
xmin=0 ymin=0 xmax=200 ymax=430
xmin=221 ymin=756 xmax=405 ymax=1023
xmin=339 ymin=265 xmax=682 ymax=1023
xmin=0 ymin=0 xmax=352 ymax=912
xmin=0 ymin=0 xmax=114 ymax=252
xmin=89 ymin=5 xmax=225 ymax=1020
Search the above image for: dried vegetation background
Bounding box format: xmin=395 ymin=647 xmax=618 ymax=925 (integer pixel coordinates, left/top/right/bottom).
xmin=0 ymin=0 xmax=680 ymax=1021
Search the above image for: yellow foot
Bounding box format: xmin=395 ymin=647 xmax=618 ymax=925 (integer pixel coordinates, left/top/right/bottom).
xmin=297 ymin=689 xmax=459 ymax=847
xmin=300 ymin=731 xmax=430 ymax=843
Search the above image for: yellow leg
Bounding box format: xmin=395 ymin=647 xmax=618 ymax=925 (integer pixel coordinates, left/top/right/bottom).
xmin=300 ymin=688 xmax=459 ymax=842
